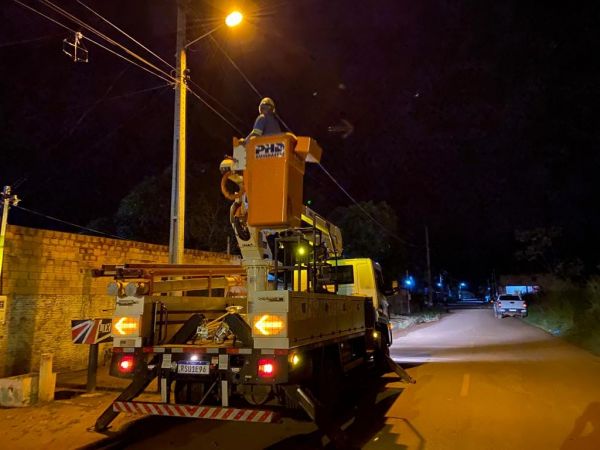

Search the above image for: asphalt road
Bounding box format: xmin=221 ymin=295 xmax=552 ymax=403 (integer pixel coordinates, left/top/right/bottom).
xmin=380 ymin=308 xmax=600 ymax=450
xmin=3 ymin=309 xmax=599 ymax=449
xmin=92 ymin=309 xmax=600 ymax=449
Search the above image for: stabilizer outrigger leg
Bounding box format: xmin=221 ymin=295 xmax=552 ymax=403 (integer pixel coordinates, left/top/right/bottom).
xmin=385 ymin=354 xmax=416 ymax=384
xmin=92 ymin=314 xmax=205 ymax=432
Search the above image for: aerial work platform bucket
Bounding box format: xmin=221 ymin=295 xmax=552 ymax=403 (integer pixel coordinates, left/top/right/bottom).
xmin=245 ymin=133 xmax=322 ymax=228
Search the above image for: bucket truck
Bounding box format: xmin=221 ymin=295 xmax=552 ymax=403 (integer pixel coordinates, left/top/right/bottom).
xmin=91 ymin=133 xmax=413 ymax=433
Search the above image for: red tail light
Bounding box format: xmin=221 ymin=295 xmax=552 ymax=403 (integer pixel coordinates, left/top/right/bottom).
xmin=119 ymin=355 xmax=135 ymax=373
xmin=258 ymin=358 xmax=276 ymax=378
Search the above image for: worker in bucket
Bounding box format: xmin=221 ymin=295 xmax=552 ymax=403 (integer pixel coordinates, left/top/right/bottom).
xmin=240 ymin=97 xmax=282 ymax=144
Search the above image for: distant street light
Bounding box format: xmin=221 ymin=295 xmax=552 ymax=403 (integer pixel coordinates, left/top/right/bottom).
xmin=169 ymin=3 xmax=244 ymax=264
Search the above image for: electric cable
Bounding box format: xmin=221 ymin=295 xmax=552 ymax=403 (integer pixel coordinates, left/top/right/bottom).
xmin=47 ymin=0 xmax=244 ymax=132
xmin=12 ymin=0 xmax=246 ymax=132
xmin=203 ymin=25 xmax=416 ymax=246
xmin=40 ymin=0 xmax=176 ymax=83
xmin=11 ymin=0 xmax=174 ymax=84
xmin=44 ymin=68 xmax=129 ymax=154
xmin=316 ymin=163 xmax=418 ymax=247
xmin=208 ymin=35 xmax=262 ymax=99
xmin=186 ymin=86 xmax=243 ymax=134
xmin=62 ymin=68 xmax=128 ymax=141
xmin=187 ymin=77 xmax=246 ymax=128
xmin=21 ymin=85 xmax=171 ymax=200
xmin=76 ymin=0 xmax=176 ymax=71
xmin=14 ymin=205 xmax=125 ymax=240
xmin=48 ymin=0 xmax=246 ymax=133
xmin=0 ymin=33 xmax=60 ymax=48
xmin=24 ymin=83 xmax=171 ymax=120
xmin=207 ymin=34 xmax=292 ymax=131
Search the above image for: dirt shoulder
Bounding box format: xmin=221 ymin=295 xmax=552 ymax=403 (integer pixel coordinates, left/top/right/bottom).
xmin=0 ymin=390 xmax=158 ymax=450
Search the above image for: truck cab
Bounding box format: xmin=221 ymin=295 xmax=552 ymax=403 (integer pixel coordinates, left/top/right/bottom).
xmin=325 ymin=258 xmax=392 ymax=345
xmin=331 ymin=258 xmax=388 ymax=314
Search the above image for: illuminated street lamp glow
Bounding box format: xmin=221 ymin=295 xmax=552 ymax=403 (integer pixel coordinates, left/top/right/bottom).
xmin=225 ymin=11 xmax=243 ymax=27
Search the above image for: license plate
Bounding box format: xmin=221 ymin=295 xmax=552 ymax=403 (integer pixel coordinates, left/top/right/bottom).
xmin=509 ymin=309 xmax=517 ymax=312
xmin=177 ymin=361 xmax=210 ymax=374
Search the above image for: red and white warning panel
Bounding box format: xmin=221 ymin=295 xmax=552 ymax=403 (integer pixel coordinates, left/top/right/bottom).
xmin=71 ymin=318 xmax=112 ymax=344
xmin=113 ymin=402 xmax=277 ymax=423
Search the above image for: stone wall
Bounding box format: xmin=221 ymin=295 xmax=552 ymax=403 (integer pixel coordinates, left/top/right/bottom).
xmin=0 ymin=225 xmax=238 ymax=377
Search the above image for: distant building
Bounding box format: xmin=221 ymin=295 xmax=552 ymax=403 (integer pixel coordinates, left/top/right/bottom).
xmin=498 ymin=274 xmax=557 ymax=295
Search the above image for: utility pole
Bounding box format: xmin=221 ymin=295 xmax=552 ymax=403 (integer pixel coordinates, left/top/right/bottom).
xmin=425 ymin=225 xmax=433 ymax=307
xmin=1 ymin=186 xmax=20 ymax=293
xmin=169 ymin=0 xmax=188 ymax=264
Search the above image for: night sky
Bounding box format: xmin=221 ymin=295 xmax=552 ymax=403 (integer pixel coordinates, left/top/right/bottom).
xmin=1 ymin=1 xmax=599 ymax=284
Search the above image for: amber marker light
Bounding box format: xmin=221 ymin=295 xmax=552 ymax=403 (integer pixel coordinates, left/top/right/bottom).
xmin=113 ymin=316 xmax=140 ymax=336
xmin=253 ymin=314 xmax=286 ymax=336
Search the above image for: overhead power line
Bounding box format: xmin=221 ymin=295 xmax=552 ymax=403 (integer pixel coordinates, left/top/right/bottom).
xmin=316 ymin=163 xmax=418 ymax=248
xmin=75 ymin=0 xmax=176 ymax=72
xmin=12 ymin=0 xmax=247 ymax=133
xmin=188 ymin=78 xmax=246 ymax=128
xmin=198 ymin=27 xmax=415 ymax=246
xmin=14 ymin=205 xmax=125 ymax=240
xmin=41 ymin=0 xmax=175 ymax=82
xmin=25 ymin=83 xmax=171 ymax=120
xmin=208 ymin=35 xmax=293 ymax=131
xmin=11 ymin=0 xmax=174 ymax=84
xmin=44 ymin=0 xmax=244 ymax=133
xmin=0 ymin=32 xmax=60 ymax=48
xmin=208 ymin=35 xmax=262 ymax=99
xmin=186 ymin=86 xmax=243 ymax=135
xmin=202 ymin=30 xmax=416 ymax=247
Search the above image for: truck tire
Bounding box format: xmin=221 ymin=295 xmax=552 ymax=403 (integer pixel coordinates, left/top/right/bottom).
xmin=374 ymin=345 xmax=390 ymax=376
xmin=374 ymin=324 xmax=391 ymax=375
xmin=314 ymin=346 xmax=342 ymax=415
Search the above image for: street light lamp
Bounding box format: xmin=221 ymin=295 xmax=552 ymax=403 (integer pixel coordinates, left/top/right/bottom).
xmin=225 ymin=11 xmax=243 ymax=28
xmin=185 ymin=11 xmax=243 ymax=50
xmin=169 ymin=3 xmax=243 ymax=265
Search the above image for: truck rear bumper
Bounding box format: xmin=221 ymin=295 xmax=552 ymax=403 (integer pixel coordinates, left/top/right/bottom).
xmin=113 ymin=401 xmax=278 ymax=423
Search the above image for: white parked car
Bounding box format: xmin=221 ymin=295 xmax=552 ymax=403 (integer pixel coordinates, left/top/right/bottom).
xmin=494 ymin=294 xmax=527 ymax=318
